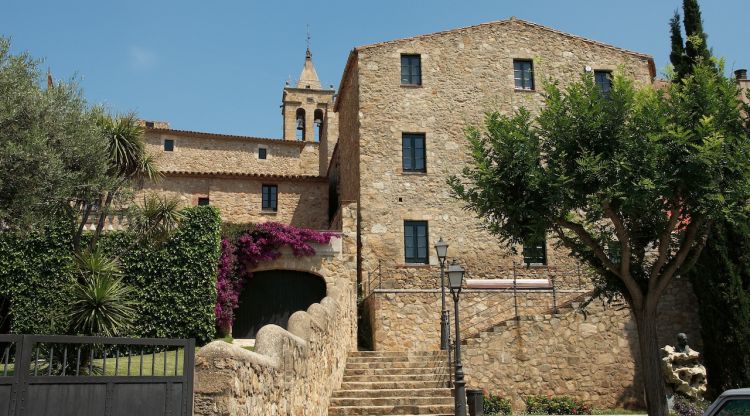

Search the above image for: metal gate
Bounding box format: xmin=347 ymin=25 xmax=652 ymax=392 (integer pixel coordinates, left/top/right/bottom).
xmin=0 ymin=334 xmax=194 ymax=416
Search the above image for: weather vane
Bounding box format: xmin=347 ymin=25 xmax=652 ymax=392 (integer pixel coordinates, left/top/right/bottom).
xmin=306 ymin=24 xmax=311 ymax=51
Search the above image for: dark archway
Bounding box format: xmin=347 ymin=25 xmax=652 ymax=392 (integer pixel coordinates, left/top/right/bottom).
xmin=0 ymin=295 xmax=10 ymax=334
xmin=232 ymin=270 xmax=326 ymax=339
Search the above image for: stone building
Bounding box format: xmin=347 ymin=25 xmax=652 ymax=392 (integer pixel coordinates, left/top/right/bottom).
xmin=147 ymin=19 xmax=718 ymax=412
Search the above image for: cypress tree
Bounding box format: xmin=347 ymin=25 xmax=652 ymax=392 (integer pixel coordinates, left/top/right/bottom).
xmin=669 ymin=10 xmax=688 ymax=80
xmin=687 ymin=220 xmax=750 ymax=397
xmin=683 ymin=0 xmax=712 ymax=65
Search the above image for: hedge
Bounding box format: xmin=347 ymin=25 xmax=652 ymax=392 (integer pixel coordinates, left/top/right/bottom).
xmin=0 ymin=206 xmax=221 ymax=345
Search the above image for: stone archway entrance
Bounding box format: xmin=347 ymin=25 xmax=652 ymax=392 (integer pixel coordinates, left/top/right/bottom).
xmin=232 ymin=270 xmax=326 ymax=339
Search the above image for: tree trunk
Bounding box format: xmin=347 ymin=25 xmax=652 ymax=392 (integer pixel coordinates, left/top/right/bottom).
xmin=90 ymin=191 xmax=114 ymax=251
xmin=74 ymin=202 xmax=93 ymax=252
xmin=633 ymin=302 xmax=668 ymax=416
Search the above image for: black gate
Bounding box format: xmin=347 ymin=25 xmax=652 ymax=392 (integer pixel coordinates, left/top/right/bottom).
xmin=232 ymin=270 xmax=326 ymax=338
xmin=0 ymin=334 xmax=194 ymax=416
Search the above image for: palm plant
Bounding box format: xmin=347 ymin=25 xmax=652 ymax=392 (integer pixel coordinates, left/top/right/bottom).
xmin=70 ymin=249 xmax=138 ymax=337
xmin=127 ymin=195 xmax=184 ymax=245
xmin=74 ymin=112 xmax=162 ymax=251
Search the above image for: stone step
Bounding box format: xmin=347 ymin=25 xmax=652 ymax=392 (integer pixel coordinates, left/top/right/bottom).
xmin=340 ymin=380 xmax=447 ymax=390
xmin=328 ymin=404 xmax=455 ymax=416
xmin=346 ymin=360 xmax=448 ymax=370
xmin=332 ymin=388 xmax=452 ymax=399
xmin=347 ymin=356 xmax=448 ymax=364
xmin=349 ymin=351 xmax=447 ymax=358
xmin=330 ymin=396 xmax=453 ymax=407
xmin=345 ymin=367 xmax=450 ymax=376
xmin=342 ymin=373 xmax=449 ymax=383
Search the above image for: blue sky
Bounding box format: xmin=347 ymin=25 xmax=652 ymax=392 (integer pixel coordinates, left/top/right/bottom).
xmin=2 ymin=1 xmax=747 ymax=138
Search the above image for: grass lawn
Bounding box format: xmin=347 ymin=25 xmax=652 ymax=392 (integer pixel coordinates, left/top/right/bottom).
xmin=0 ymin=337 xmax=253 ymax=378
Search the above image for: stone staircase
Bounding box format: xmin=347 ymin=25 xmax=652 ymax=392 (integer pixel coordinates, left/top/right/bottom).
xmin=328 ymin=350 xmax=454 ymax=416
xmin=461 ymin=291 xmax=593 ymax=345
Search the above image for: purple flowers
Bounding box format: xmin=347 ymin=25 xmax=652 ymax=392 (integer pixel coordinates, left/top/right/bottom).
xmin=214 ymin=223 xmax=334 ymax=332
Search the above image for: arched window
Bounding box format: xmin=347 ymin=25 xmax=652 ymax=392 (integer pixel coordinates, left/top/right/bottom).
xmin=314 ymin=109 xmax=324 ymax=142
xmin=295 ymin=108 xmax=306 ymax=141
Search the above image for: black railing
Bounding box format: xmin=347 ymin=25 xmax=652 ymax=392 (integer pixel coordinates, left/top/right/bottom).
xmin=0 ymin=334 xmax=195 ymax=416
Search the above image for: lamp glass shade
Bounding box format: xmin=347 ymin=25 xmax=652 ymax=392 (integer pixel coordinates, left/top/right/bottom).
xmin=434 ymin=238 xmax=448 ymax=260
xmin=447 ymin=261 xmax=465 ymax=289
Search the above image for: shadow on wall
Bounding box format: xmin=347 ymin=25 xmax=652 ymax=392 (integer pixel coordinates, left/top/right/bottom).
xmin=232 ymin=270 xmax=326 ymax=339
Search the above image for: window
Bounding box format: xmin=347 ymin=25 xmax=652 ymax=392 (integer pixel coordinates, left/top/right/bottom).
xmin=402 ymin=133 xmax=426 ymax=172
xmin=197 ymin=197 xmax=210 ymax=206
xmin=145 ymin=121 xmax=155 ymax=128
xmin=594 ymin=70 xmax=612 ymax=98
xmin=262 ymin=185 xmax=278 ymax=212
xmin=514 ymin=60 xmax=535 ymax=91
xmin=715 ymin=399 xmax=750 ymax=416
xmin=522 ymin=237 xmax=547 ymax=265
xmin=401 ymin=54 xmax=422 ymax=85
xmin=314 ymin=109 xmax=324 ymax=142
xmin=164 ymin=139 xmax=175 ymax=152
xmin=258 ymin=147 xmax=267 ymax=160
xmin=404 ymin=221 xmax=429 ymax=264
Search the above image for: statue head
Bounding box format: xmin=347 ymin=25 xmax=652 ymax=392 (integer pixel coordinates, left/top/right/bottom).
xmin=676 ymin=333 xmax=690 ymax=353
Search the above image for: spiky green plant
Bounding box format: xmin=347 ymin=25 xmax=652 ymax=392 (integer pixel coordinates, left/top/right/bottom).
xmin=127 ymin=194 xmax=184 ymax=245
xmin=70 ymin=250 xmax=138 ymax=337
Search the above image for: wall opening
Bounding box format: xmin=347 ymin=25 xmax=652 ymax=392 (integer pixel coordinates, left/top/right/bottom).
xmin=232 ymin=270 xmax=326 ymax=339
xmin=314 ymin=109 xmax=324 ymax=142
xmin=295 ymin=108 xmax=306 ymax=141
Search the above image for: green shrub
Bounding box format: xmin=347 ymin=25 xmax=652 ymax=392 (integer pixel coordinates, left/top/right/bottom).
xmin=0 ymin=206 xmax=220 ymax=345
xmin=524 ymin=395 xmax=591 ymax=415
xmin=484 ymin=392 xmax=512 ymax=415
xmin=99 ymin=206 xmax=220 ymax=344
xmin=672 ymin=395 xmax=709 ymax=416
xmin=0 ymin=217 xmax=75 ymax=334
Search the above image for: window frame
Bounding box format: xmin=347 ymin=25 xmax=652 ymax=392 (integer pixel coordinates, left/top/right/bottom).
xmin=163 ymin=138 xmax=175 ymax=152
xmin=594 ymin=70 xmax=613 ymax=98
xmin=400 ymin=54 xmax=422 ymax=86
xmin=513 ymin=59 xmax=535 ymax=91
xmin=261 ymin=184 xmax=278 ymax=212
xmin=258 ymin=147 xmax=267 ymax=160
xmin=402 ymin=133 xmax=426 ymax=173
xmin=197 ymin=197 xmax=210 ymax=206
xmin=404 ymin=220 xmax=429 ymax=264
xmin=522 ymin=237 xmax=547 ymax=266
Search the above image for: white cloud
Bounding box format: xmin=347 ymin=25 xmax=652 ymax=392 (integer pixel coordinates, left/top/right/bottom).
xmin=129 ymin=46 xmax=157 ymax=71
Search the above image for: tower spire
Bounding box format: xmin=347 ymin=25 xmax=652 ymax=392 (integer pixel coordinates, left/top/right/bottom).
xmin=296 ymin=25 xmax=321 ymax=89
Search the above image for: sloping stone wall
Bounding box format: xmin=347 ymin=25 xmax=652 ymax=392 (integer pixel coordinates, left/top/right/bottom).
xmin=193 ymin=202 xmax=359 ymax=415
xmin=461 ymin=278 xmax=701 ymax=411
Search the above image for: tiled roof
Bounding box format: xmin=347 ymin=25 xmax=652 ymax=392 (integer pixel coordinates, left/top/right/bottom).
xmin=146 ymin=128 xmax=310 ymax=146
xmin=161 ymin=170 xmax=327 ymax=181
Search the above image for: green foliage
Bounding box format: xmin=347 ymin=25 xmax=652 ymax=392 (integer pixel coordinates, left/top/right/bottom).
xmin=99 ymin=206 xmax=221 ymax=344
xmin=524 ymin=395 xmax=591 ymax=415
xmin=670 ymin=10 xmax=689 ymax=79
xmin=0 ymin=207 xmax=220 ymax=344
xmin=0 ymin=217 xmax=75 ymax=334
xmin=484 ymin=393 xmax=512 ymax=415
xmin=686 ymin=219 xmax=750 ymax=396
xmin=670 ymin=0 xmax=714 ymax=81
xmin=0 ymin=37 xmax=109 ymax=231
xmin=69 ymin=254 xmax=138 ymax=337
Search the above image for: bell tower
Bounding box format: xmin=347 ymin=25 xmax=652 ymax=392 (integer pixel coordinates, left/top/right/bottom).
xmin=282 ymin=48 xmax=334 ymax=143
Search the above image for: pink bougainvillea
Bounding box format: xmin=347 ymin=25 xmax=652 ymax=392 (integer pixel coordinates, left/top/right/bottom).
xmin=214 ymin=222 xmax=334 ymax=333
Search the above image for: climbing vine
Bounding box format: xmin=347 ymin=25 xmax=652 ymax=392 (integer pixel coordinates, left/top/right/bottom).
xmin=215 ymin=222 xmax=333 ymax=334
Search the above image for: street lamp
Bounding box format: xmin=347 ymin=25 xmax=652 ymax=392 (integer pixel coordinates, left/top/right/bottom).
xmin=434 ymin=238 xmax=449 ymax=350
xmin=447 ymin=259 xmax=467 ymax=416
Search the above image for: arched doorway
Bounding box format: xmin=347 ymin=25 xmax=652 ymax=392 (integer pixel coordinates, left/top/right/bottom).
xmin=232 ymin=270 xmax=326 ymax=339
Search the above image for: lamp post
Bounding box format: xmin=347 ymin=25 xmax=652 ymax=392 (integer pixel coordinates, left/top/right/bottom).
xmin=434 ymin=238 xmax=449 ymax=350
xmin=447 ymin=259 xmax=467 ymax=416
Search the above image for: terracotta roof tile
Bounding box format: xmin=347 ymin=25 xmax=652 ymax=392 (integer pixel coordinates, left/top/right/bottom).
xmin=146 ymin=128 xmax=311 ymax=146
xmin=161 ymin=170 xmax=327 ymax=181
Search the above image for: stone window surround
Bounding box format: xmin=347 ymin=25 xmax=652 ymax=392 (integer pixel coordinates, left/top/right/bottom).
xmin=258 ymin=145 xmax=268 ymax=160
xmin=162 ymin=136 xmax=176 ymax=152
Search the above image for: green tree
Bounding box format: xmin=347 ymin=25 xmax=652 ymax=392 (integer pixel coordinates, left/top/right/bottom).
xmin=671 ymin=0 xmax=714 ymax=81
xmin=0 ymin=37 xmax=108 ymax=231
xmin=449 ymin=65 xmax=749 ymax=416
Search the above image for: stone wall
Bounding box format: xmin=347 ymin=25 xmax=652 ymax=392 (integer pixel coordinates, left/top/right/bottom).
xmin=365 ymin=288 xmax=589 ymax=351
xmin=140 ymin=175 xmax=329 ymax=229
xmin=144 ymin=130 xmax=321 ymax=176
xmin=193 ymin=202 xmax=359 ymax=415
xmin=461 ymin=278 xmax=701 ymax=411
xmin=337 ymin=18 xmax=654 ymax=289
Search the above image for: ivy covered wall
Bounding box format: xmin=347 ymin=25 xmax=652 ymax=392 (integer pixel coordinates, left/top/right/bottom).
xmin=0 ymin=206 xmax=221 ymax=344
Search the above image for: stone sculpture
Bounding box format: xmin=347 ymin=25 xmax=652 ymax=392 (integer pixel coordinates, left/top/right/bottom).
xmin=661 ymin=333 xmax=707 ymax=400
